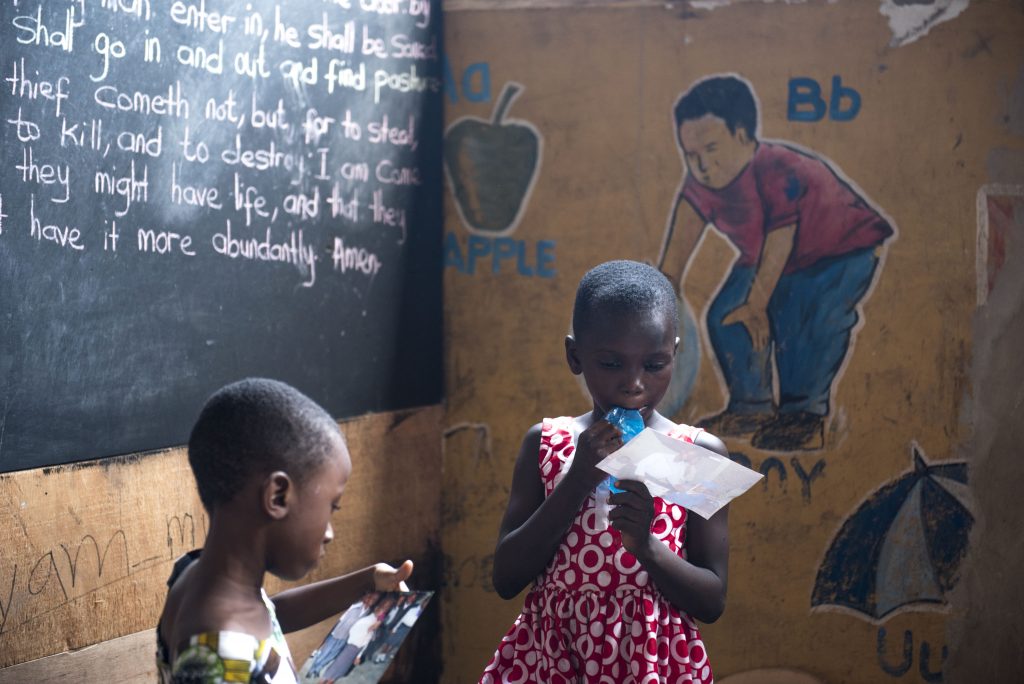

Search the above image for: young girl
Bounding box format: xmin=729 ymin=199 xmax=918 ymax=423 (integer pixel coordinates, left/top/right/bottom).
xmin=157 ymin=378 xmax=413 ymax=683
xmin=481 ymin=260 xmax=730 ymax=684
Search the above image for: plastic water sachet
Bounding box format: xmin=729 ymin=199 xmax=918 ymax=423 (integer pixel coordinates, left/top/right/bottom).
xmin=595 ymin=407 xmax=644 ymax=530
xmin=603 ymin=407 xmax=644 ymax=492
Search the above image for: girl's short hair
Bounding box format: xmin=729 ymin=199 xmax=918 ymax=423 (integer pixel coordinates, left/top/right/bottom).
xmin=572 ymin=260 xmax=678 ymax=340
xmin=187 ymin=378 xmax=342 ymax=511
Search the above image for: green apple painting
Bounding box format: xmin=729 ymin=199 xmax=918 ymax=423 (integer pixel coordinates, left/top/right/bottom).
xmin=444 ymin=82 xmax=542 ymax=235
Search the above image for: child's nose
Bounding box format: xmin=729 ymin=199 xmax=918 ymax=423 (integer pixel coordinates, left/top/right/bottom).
xmin=324 ymin=521 xmax=334 ymax=544
xmin=622 ymin=372 xmax=644 ymax=394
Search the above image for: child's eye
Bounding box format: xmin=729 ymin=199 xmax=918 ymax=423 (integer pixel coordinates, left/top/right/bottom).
xmin=598 ymin=361 xmax=621 ymax=369
xmin=645 ymin=362 xmax=668 ymax=372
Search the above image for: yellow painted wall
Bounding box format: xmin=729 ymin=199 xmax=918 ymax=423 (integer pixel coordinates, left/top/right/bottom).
xmin=441 ymin=2 xmax=1024 ymax=682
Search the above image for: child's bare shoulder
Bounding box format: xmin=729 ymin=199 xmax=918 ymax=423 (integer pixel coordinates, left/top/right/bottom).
xmin=162 ymin=563 xmax=271 ymax=651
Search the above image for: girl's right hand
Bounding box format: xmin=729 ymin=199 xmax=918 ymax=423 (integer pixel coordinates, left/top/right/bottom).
xmin=566 ymin=419 xmax=623 ymax=489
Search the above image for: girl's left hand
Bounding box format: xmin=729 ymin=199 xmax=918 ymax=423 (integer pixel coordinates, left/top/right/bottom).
xmin=608 ymin=480 xmax=656 ymax=558
xmin=373 ymin=560 xmax=413 ymax=592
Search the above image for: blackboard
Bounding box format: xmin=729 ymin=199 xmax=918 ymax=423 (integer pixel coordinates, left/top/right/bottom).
xmin=0 ymin=0 xmax=443 ymax=471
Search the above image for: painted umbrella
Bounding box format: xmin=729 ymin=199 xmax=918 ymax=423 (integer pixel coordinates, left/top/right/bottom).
xmin=811 ymin=444 xmax=973 ymax=621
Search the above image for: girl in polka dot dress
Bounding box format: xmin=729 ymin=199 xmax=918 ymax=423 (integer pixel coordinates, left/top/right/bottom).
xmin=481 ymin=261 xmax=730 ymax=684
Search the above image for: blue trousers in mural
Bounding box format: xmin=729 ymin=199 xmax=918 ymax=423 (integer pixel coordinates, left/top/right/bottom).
xmin=707 ymin=247 xmax=879 ymax=417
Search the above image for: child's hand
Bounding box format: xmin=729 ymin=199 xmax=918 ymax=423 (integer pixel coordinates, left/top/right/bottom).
xmin=373 ymin=560 xmax=413 ymax=592
xmin=608 ymin=480 xmax=655 ymax=558
xmin=568 ymin=420 xmax=624 ymax=489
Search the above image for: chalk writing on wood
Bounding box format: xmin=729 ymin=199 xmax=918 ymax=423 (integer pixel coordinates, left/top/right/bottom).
xmin=0 ymin=512 xmax=207 ymax=637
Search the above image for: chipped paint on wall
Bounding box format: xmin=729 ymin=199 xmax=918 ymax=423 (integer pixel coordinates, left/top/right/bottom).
xmin=879 ymin=0 xmax=970 ymax=48
xmin=976 ymin=184 xmax=1024 ymax=306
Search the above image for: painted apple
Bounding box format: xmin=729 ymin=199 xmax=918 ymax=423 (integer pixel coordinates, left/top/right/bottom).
xmin=444 ymin=82 xmax=541 ymax=235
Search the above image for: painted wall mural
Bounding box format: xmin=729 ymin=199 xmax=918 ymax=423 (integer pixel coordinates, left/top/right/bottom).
xmin=658 ymin=74 xmax=896 ymax=452
xmin=445 ymin=82 xmax=540 ymax=236
xmin=812 ymin=443 xmax=973 ymax=623
xmin=442 ymin=68 xmax=552 ymax=278
xmin=439 ymin=3 xmax=1020 ymax=681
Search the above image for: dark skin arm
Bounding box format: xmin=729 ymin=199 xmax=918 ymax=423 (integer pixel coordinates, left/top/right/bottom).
xmin=608 ymin=430 xmax=730 ymax=623
xmin=491 ymin=420 xmax=625 ymax=599
xmin=272 ymin=561 xmax=412 ymax=633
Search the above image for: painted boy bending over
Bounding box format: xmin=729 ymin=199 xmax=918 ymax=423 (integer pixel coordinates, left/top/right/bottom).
xmin=659 ymin=74 xmax=893 ymax=451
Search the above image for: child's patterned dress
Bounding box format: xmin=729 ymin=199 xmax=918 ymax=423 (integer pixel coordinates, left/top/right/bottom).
xmin=480 ymin=416 xmax=714 ymax=684
xmin=156 ymin=551 xmax=298 ymax=683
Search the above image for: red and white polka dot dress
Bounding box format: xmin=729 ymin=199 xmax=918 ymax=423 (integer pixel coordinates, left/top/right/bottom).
xmin=480 ymin=417 xmax=714 ymax=684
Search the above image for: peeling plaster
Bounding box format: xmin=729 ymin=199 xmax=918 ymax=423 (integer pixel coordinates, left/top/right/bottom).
xmin=946 ymin=185 xmax=1024 ymax=681
xmin=880 ymin=0 xmax=971 ymax=48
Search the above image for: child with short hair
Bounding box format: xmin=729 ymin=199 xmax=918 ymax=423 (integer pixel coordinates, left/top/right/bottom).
xmin=481 ymin=260 xmax=730 ymax=683
xmin=157 ymin=378 xmax=413 ymax=683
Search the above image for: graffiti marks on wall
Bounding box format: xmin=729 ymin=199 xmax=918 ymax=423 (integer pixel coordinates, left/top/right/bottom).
xmin=811 ymin=443 xmax=973 ymax=623
xmin=658 ymin=73 xmax=895 ymax=452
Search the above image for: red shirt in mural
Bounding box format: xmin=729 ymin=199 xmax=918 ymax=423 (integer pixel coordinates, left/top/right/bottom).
xmin=681 ymin=141 xmax=893 ymax=274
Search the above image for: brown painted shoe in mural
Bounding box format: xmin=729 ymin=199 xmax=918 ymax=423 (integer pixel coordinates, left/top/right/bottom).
xmin=751 ymin=411 xmax=825 ymax=451
xmin=698 ymin=410 xmax=776 ymax=437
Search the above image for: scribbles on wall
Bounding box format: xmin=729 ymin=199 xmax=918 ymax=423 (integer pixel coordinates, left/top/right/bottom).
xmin=440 ymin=422 xmax=507 ymax=525
xmin=811 ymin=443 xmax=973 ymax=623
xmin=0 ymin=511 xmax=206 ymax=640
xmin=658 ymin=73 xmax=894 ymax=452
xmin=442 ymin=72 xmax=554 ymax=278
xmin=975 ymin=184 xmax=1024 ymax=306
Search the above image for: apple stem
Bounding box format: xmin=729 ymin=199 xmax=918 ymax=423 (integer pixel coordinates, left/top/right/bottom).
xmin=491 ymin=82 xmax=522 ymax=126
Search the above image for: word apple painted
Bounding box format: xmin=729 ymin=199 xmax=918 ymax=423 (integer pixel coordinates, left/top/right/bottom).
xmin=444 ymin=232 xmax=555 ymax=278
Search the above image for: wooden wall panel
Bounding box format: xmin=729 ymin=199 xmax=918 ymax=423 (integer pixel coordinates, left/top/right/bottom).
xmin=0 ymin=405 xmax=443 ymax=676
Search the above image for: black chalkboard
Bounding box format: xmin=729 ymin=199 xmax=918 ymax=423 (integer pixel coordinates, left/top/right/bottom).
xmin=0 ymin=0 xmax=443 ymax=471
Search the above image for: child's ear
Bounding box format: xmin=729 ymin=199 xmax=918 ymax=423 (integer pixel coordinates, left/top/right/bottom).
xmin=262 ymin=471 xmax=294 ymax=520
xmin=565 ymin=335 xmax=583 ymax=375
xmin=737 ymin=127 xmax=752 ymax=146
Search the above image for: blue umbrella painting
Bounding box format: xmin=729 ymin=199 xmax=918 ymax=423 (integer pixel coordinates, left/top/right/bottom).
xmin=811 ymin=443 xmax=974 ymax=622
